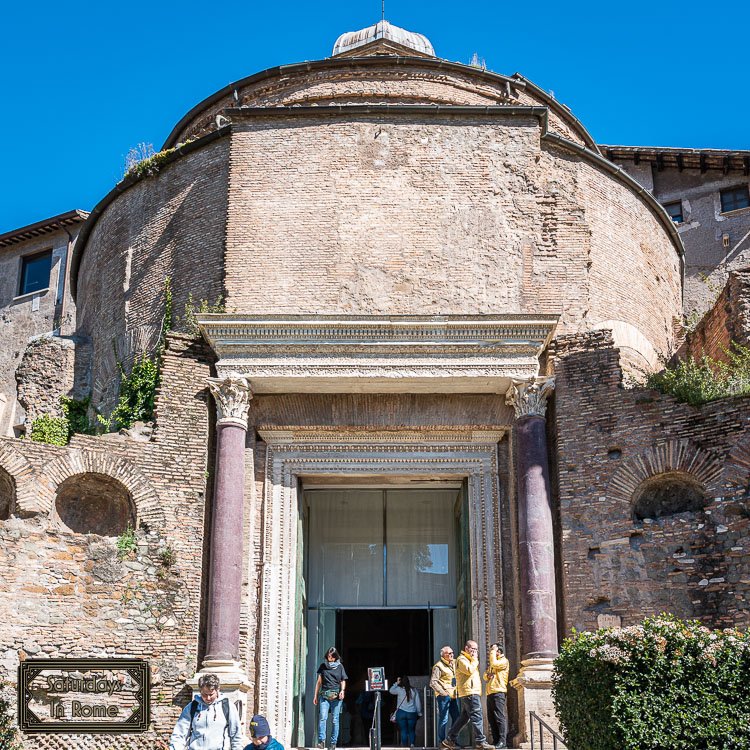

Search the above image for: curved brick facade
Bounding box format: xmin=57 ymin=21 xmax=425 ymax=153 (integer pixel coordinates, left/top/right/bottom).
xmin=74 ymin=62 xmax=682 ymax=410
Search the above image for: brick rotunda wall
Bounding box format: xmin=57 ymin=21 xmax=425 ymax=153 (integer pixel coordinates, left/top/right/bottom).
xmin=0 ymin=335 xmax=216 ymax=749
xmin=224 ymin=113 xmax=680 ymax=363
xmin=75 ymin=139 xmax=229 ymax=417
xmin=550 ymin=330 xmax=750 ymax=636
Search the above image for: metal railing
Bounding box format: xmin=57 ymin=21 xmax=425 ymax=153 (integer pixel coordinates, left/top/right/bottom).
xmin=529 ymin=711 xmax=567 ymax=750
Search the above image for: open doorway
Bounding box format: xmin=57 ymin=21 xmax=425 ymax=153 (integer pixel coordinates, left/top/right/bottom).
xmin=339 ymin=609 xmax=429 ymax=746
xmin=301 ymin=487 xmax=465 ymax=747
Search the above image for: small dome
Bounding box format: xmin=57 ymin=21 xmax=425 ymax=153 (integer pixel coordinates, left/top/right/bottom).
xmin=332 ymin=20 xmax=435 ymax=57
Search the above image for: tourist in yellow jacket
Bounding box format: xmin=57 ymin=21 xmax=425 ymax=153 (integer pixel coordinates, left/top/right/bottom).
xmin=441 ymin=641 xmax=493 ymax=750
xmin=429 ymin=645 xmax=459 ymax=743
xmin=484 ymin=643 xmax=510 ymax=748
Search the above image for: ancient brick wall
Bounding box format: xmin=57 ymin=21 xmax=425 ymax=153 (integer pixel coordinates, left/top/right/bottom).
xmin=677 ymin=268 xmax=750 ymax=362
xmin=550 ymin=330 xmax=750 ymax=636
xmin=0 ymin=334 xmax=216 ymax=749
xmin=76 ymin=140 xmax=229 ymax=416
xmin=225 ymin=114 xmax=680 ymax=362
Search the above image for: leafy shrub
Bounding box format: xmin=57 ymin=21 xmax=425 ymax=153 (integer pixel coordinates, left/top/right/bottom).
xmin=647 ymin=342 xmax=750 ymax=406
xmin=110 ymin=354 xmax=159 ymax=431
xmin=553 ymin=614 xmax=750 ymax=750
xmin=0 ymin=683 xmax=21 ymax=750
xmin=116 ymin=525 xmax=137 ymax=559
xmin=29 ymin=414 xmax=69 ymax=446
xmin=61 ymin=395 xmax=96 ymax=436
xmin=182 ymin=293 xmax=225 ymax=336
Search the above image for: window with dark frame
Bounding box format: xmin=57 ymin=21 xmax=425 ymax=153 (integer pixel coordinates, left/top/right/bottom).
xmin=720 ymin=185 xmax=750 ymax=213
xmin=19 ymin=250 xmax=52 ymax=296
xmin=664 ymin=200 xmax=683 ymax=223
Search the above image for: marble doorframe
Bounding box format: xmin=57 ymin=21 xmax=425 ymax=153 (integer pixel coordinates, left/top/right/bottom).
xmin=255 ymin=428 xmax=508 ymax=748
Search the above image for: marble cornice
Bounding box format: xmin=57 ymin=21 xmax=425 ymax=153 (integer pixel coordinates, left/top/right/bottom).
xmin=197 ymin=314 xmax=558 ymax=395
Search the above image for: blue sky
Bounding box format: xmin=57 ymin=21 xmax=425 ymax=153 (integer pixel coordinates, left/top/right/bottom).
xmin=1 ymin=0 xmax=748 ymax=232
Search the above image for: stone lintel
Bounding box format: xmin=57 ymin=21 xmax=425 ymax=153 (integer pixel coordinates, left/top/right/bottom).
xmin=198 ymin=314 xmax=558 ymax=394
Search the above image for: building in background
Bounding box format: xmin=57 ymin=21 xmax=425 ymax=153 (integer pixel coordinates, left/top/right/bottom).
xmin=1 ymin=21 xmax=749 ymax=749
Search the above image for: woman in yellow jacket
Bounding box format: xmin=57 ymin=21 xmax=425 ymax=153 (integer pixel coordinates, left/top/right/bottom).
xmin=483 ymin=643 xmax=509 ymax=749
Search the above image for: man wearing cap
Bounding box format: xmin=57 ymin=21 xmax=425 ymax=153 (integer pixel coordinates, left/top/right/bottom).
xmin=244 ymin=714 xmax=284 ymax=750
xmin=169 ymin=673 xmax=244 ymax=750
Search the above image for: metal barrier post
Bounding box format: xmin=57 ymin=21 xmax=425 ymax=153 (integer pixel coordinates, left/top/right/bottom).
xmin=369 ymin=691 xmax=382 ymax=750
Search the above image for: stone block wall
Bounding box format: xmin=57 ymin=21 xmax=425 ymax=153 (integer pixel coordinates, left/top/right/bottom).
xmin=0 ymin=228 xmax=79 ymax=437
xmin=0 ymin=334 xmax=216 ymax=748
xmin=550 ymin=330 xmax=750 ymax=636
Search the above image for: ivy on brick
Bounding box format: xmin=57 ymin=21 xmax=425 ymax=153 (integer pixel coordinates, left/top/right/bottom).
xmin=110 ymin=354 xmax=159 ymax=431
xmin=29 ymin=414 xmax=69 ymax=446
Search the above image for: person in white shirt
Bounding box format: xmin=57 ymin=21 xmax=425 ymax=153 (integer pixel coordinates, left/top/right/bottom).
xmin=389 ymin=676 xmax=422 ymax=747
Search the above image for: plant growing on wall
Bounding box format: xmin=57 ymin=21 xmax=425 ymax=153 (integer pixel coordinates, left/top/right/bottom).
xmin=553 ymin=614 xmax=750 ymax=750
xmin=29 ymin=414 xmax=69 ymax=446
xmin=182 ymin=293 xmax=225 ymax=337
xmin=110 ymin=354 xmax=159 ymax=430
xmin=647 ymin=342 xmax=750 ymax=406
xmin=0 ymin=684 xmax=22 ymax=750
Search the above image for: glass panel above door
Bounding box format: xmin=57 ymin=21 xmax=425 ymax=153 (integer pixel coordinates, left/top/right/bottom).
xmin=386 ymin=489 xmax=458 ymax=606
xmin=307 ymin=490 xmax=384 ymax=607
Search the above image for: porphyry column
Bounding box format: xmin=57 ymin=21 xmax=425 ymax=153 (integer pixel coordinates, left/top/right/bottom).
xmin=506 ymin=376 xmax=560 ymax=744
xmin=190 ymin=373 xmax=252 ymax=711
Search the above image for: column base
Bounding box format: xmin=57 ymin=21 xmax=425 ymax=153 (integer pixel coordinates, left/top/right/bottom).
xmin=187 ymin=660 xmax=252 ymax=725
xmin=510 ymin=658 xmax=560 ymax=749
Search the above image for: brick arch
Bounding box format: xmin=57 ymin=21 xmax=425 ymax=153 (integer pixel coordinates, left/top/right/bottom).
xmin=722 ymin=430 xmax=750 ymax=491
xmin=41 ymin=450 xmax=165 ymax=529
xmin=0 ymin=440 xmax=50 ymax=516
xmin=607 ymin=439 xmax=724 ymax=507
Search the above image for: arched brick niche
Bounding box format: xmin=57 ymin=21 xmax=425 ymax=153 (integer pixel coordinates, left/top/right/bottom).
xmin=722 ymin=430 xmax=750 ymax=493
xmin=632 ymin=471 xmax=707 ymax=521
xmin=55 ymin=473 xmax=135 ymax=536
xmin=0 ymin=467 xmax=14 ymax=520
xmin=607 ymin=439 xmax=723 ymax=519
xmin=0 ymin=440 xmax=48 ymax=516
xmin=42 ymin=451 xmax=165 ymax=531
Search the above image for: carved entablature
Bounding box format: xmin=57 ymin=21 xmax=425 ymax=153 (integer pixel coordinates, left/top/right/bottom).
xmin=206 ymin=373 xmax=253 ymax=427
xmin=197 ymin=314 xmax=558 ymax=395
xmin=505 ymin=376 xmax=556 ymax=419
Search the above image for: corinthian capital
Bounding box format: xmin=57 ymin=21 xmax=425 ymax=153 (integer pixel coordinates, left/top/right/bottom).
xmin=505 ymin=376 xmax=555 ymax=419
xmin=207 ymin=373 xmax=252 ymax=428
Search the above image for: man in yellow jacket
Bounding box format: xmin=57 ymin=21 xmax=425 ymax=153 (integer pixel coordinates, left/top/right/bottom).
xmin=483 ymin=643 xmax=510 ymax=749
xmin=429 ymin=645 xmax=459 ymax=743
xmin=441 ymin=641 xmax=493 ymax=750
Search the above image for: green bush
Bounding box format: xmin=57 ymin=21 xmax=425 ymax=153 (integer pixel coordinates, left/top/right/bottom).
xmin=0 ymin=684 xmax=21 ymax=750
xmin=553 ymin=614 xmax=750 ymax=750
xmin=647 ymin=342 xmax=750 ymax=406
xmin=29 ymin=414 xmax=69 ymax=446
xmin=110 ymin=353 xmax=159 ymax=430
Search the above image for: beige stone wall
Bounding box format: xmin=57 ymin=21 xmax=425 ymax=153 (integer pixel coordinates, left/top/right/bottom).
xmin=0 ymin=229 xmax=78 ymax=437
xmin=76 ymin=139 xmax=229 ymax=415
xmin=224 ymin=114 xmax=680 ymax=360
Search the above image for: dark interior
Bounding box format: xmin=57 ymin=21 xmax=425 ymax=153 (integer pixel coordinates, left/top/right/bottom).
xmin=337 ymin=609 xmax=430 ymax=746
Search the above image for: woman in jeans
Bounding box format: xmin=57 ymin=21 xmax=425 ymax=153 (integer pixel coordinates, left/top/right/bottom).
xmin=389 ymin=676 xmax=422 ymax=747
xmin=313 ymin=647 xmax=348 ymax=750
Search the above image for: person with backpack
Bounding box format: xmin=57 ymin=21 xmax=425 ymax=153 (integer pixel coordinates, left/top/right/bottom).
xmin=169 ymin=673 xmax=244 ymax=750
